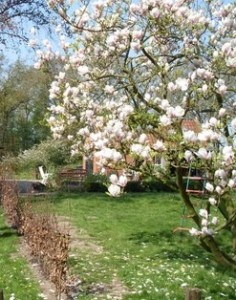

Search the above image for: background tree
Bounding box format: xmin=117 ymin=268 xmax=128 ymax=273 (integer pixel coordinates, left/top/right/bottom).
xmin=42 ymin=0 xmax=236 ymax=269
xmin=0 ymin=59 xmax=53 ymax=155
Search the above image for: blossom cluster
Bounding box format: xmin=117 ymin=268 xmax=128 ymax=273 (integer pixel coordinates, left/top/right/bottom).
xmin=107 ymin=174 xmax=128 ymax=197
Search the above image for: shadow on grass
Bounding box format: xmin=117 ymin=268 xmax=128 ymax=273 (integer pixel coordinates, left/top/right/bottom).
xmin=0 ymin=226 xmax=18 ymax=238
xmin=129 ymin=230 xmax=209 ymax=263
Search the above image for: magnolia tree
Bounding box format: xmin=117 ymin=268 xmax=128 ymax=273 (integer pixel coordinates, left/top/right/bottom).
xmin=32 ymin=0 xmax=236 ymax=269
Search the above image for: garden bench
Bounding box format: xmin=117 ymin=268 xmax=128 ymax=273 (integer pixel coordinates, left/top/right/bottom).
xmin=58 ymin=167 xmax=87 ymax=190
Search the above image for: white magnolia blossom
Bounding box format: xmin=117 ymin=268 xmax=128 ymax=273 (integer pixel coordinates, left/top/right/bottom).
xmin=110 ymin=174 xmax=118 ymax=185
xmin=196 ymin=148 xmax=212 ymax=160
xmin=199 ymin=209 xmax=208 ymax=219
xmin=159 ymin=114 xmax=172 ymax=126
xmin=205 ymin=182 xmax=214 ymax=192
xmin=118 ymin=175 xmax=128 ymax=187
xmin=152 ymin=140 xmax=166 ymax=151
xmin=215 ymin=186 xmax=223 ymax=195
xmin=183 ymin=130 xmax=197 ymax=142
xmin=209 ymin=197 xmax=217 ymax=206
xmin=215 ymin=169 xmax=227 ymax=179
xmin=184 ymin=150 xmax=194 ymax=162
xmin=108 ymin=184 xmax=121 ymax=197
xmin=175 ymin=77 xmax=189 ymax=91
xmin=189 ymin=227 xmax=201 ymax=236
xmin=211 ymin=216 xmax=218 ymax=225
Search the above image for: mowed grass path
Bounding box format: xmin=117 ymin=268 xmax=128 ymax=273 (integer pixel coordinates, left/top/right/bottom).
xmin=52 ymin=192 xmax=236 ymax=300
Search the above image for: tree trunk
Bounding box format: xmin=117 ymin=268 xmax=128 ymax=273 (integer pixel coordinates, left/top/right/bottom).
xmin=176 ymin=166 xmax=236 ymax=269
xmin=185 ymin=288 xmax=202 ymax=300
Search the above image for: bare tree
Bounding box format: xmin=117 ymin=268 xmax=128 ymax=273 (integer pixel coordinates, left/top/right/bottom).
xmin=0 ymin=0 xmax=51 ymax=44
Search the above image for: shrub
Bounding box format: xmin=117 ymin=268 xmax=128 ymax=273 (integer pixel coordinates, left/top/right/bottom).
xmin=124 ymin=181 xmax=145 ymax=193
xmin=142 ymin=178 xmax=176 ymax=192
xmin=83 ymin=174 xmax=108 ymax=192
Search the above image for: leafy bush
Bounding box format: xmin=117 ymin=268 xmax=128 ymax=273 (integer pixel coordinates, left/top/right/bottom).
xmin=124 ymin=181 xmax=146 ymax=193
xmin=1 ymin=139 xmax=73 ymax=175
xmin=18 ymin=139 xmax=71 ymax=169
xmin=83 ymin=174 xmax=108 ymax=192
xmin=142 ymin=178 xmax=176 ymax=192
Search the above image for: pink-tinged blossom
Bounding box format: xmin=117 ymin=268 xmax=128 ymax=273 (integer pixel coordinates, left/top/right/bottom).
xmin=130 ymin=41 xmax=141 ymax=52
xmin=199 ymin=209 xmax=208 ymax=219
xmin=184 ymin=150 xmax=194 ymax=162
xmin=160 ymin=115 xmax=172 ymax=126
xmin=214 ymin=169 xmax=227 ymax=179
xmin=153 ymin=140 xmax=166 ymax=151
xmin=198 ymin=129 xmax=219 ymax=142
xmin=110 ymin=174 xmax=118 ymax=184
xmin=132 ymin=30 xmax=143 ymax=40
xmin=196 ymin=148 xmax=212 ymax=160
xmin=189 ymin=227 xmax=201 ymax=236
xmin=97 ymin=148 xmax=123 ymax=163
xmin=195 ymin=68 xmax=214 ymax=80
xmin=78 ymin=65 xmax=89 ymax=75
xmin=104 ymin=85 xmax=115 ymax=94
xmin=209 ymin=197 xmax=217 ymax=206
xmin=218 ymin=84 xmax=227 ymax=95
xmin=211 ymin=217 xmax=218 ymax=225
xmin=201 ymin=218 xmax=208 ymax=227
xmin=108 ymin=184 xmax=121 ymax=197
xmin=159 ymin=99 xmax=170 ymax=110
xmin=131 ymin=144 xmax=143 ymax=156
xmin=201 ymin=84 xmax=208 ymax=92
xmin=215 ymin=186 xmax=223 ymax=195
xmin=222 ymin=146 xmax=234 ymax=165
xmin=228 ymin=179 xmax=235 ymax=188
xmin=205 ymin=182 xmax=214 ymax=192
xmin=138 ymin=133 xmax=147 ymax=144
xmin=173 ymin=106 xmax=185 ymax=118
xmin=231 ymin=118 xmax=236 ymax=131
xmin=209 ymin=117 xmax=218 ymax=127
xmin=150 ymin=8 xmax=160 ymax=18
xmin=201 ymin=227 xmax=214 ymax=236
xmin=175 ymin=78 xmax=189 ymax=91
xmin=167 ymin=82 xmax=176 ymax=92
xmin=222 ymin=42 xmax=231 ymax=56
xmin=183 ymin=130 xmax=197 ymax=142
xmin=118 ymin=175 xmax=128 ymax=187
xmin=130 ymin=4 xmax=141 ymax=14
xmin=218 ymin=108 xmax=226 ymax=117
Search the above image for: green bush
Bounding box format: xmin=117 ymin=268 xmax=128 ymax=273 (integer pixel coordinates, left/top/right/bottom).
xmin=18 ymin=139 xmax=71 ymax=169
xmin=83 ymin=174 xmax=108 ymax=192
xmin=142 ymin=178 xmax=176 ymax=192
xmin=124 ymin=181 xmax=146 ymax=192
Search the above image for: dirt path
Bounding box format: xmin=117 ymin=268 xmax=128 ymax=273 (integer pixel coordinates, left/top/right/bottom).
xmin=18 ymin=216 xmax=128 ymax=300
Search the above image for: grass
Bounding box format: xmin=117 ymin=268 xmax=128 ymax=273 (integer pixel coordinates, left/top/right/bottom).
xmin=1 ymin=192 xmax=236 ymax=299
xmin=50 ymin=192 xmax=236 ymax=300
xmin=0 ymin=210 xmax=45 ymax=300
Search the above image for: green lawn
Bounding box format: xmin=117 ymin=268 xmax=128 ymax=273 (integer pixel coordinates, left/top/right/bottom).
xmin=1 ymin=192 xmax=236 ymax=299
xmin=51 ymin=192 xmax=236 ymax=300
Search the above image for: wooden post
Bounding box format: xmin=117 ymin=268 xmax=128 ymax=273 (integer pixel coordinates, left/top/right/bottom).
xmin=0 ymin=289 xmax=4 ymax=300
xmin=185 ymin=288 xmax=202 ymax=300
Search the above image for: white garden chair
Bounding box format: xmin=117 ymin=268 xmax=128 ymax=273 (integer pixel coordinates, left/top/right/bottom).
xmin=38 ymin=166 xmax=52 ymax=185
